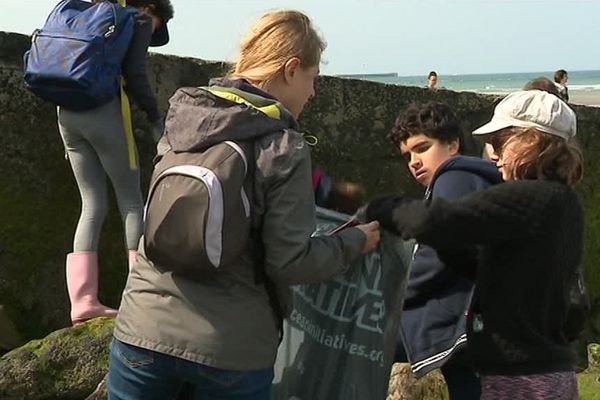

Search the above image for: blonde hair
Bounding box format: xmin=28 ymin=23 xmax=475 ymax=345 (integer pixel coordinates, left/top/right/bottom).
xmin=491 ymin=128 xmax=583 ymax=185
xmin=232 ymin=10 xmax=326 ymax=86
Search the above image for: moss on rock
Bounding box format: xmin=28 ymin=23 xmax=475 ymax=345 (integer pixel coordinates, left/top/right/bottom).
xmin=0 ymin=318 xmax=114 ymax=400
xmin=577 ymin=344 xmax=600 ymax=400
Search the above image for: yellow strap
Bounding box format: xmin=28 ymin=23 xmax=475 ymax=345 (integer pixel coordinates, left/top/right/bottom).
xmin=117 ymin=0 xmax=137 ymax=170
xmin=120 ymin=84 xmax=138 ymax=170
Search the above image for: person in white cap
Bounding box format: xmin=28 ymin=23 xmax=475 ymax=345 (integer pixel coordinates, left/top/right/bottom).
xmin=364 ymin=89 xmax=583 ymax=400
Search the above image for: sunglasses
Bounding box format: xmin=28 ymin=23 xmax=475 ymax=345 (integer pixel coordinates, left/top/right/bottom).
xmin=487 ymin=133 xmax=512 ymax=153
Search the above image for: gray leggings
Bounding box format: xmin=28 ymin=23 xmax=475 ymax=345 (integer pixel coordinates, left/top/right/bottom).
xmin=58 ymin=98 xmax=143 ymax=252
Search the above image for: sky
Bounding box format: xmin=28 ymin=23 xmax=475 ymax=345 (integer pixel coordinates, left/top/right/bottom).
xmin=2 ymin=0 xmax=599 ymax=76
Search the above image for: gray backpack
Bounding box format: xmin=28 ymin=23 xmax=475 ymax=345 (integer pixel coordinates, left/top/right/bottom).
xmin=144 ymin=141 xmax=253 ymax=276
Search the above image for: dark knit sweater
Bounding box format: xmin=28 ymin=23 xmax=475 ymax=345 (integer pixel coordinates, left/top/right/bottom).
xmin=391 ymin=179 xmax=583 ymax=375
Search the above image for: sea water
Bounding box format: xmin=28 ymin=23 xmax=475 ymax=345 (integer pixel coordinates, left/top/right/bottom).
xmin=344 ymin=70 xmax=600 ymax=95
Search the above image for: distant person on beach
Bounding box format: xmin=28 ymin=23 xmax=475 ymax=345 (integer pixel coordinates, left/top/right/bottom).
xmin=366 ymin=89 xmax=582 ymax=400
xmin=554 ymin=69 xmax=569 ymax=102
xmin=58 ymin=0 xmax=173 ymax=325
xmin=428 ymin=71 xmax=438 ymax=90
xmin=390 ymin=101 xmax=501 ymax=399
xmin=107 ymin=10 xmax=380 ymax=399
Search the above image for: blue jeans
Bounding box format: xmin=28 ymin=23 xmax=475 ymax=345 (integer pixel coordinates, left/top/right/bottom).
xmin=108 ymin=339 xmax=274 ymax=400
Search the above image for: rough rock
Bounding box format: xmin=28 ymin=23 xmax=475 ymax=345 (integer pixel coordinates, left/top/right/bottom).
xmin=577 ymin=343 xmax=600 ymax=399
xmin=0 ymin=318 xmax=113 ymax=400
xmin=387 ymin=363 xmax=448 ymax=400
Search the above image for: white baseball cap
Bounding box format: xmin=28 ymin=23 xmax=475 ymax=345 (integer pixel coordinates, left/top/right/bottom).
xmin=472 ymin=90 xmax=576 ymax=140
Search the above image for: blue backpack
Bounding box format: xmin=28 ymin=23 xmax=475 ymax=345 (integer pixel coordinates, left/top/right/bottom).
xmin=23 ymin=0 xmax=136 ymax=111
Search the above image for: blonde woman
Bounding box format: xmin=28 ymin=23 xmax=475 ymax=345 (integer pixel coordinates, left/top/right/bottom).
xmin=366 ymin=90 xmax=582 ymax=400
xmin=107 ymin=10 xmax=380 ymax=399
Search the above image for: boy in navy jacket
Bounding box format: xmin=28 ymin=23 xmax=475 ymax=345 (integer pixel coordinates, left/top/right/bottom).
xmin=391 ymin=102 xmax=502 ymax=399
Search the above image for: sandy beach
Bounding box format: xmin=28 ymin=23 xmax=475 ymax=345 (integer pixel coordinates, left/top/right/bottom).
xmin=484 ymin=89 xmax=600 ymax=107
xmin=569 ymin=91 xmax=600 ymax=107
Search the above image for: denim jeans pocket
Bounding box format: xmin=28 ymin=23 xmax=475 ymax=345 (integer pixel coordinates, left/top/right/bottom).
xmin=113 ymin=339 xmax=155 ymax=368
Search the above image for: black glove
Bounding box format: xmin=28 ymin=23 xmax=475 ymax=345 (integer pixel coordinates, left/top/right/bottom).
xmin=363 ymin=194 xmax=404 ymax=235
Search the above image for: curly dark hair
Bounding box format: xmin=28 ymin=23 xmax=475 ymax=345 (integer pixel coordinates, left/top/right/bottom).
xmin=390 ymin=101 xmax=463 ymax=151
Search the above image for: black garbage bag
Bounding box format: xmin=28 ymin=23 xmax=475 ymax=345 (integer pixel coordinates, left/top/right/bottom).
xmin=273 ymin=207 xmax=412 ymax=400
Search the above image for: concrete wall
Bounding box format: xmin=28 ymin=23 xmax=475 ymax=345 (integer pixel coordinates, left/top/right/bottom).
xmin=0 ymin=32 xmax=598 ymax=345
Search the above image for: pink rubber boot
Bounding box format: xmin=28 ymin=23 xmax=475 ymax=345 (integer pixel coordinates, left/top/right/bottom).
xmin=66 ymin=252 xmax=118 ymax=325
xmin=128 ymin=250 xmax=137 ymax=271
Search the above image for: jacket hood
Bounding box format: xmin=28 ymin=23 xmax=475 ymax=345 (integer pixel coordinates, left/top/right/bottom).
xmin=432 ymin=155 xmax=503 ymax=186
xmin=165 ymin=78 xmax=299 ymax=152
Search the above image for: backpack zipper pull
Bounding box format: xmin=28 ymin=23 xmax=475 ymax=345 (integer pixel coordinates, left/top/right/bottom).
xmin=104 ymin=25 xmax=116 ymax=38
